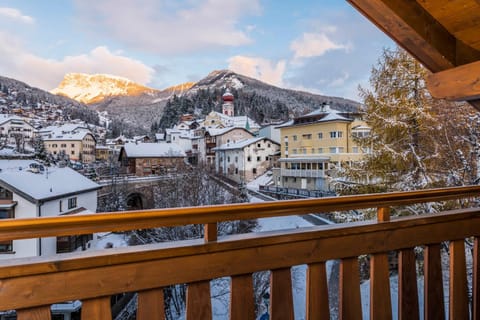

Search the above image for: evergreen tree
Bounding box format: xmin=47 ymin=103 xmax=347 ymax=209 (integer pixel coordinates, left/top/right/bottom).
xmin=351 ymin=47 xmax=440 ymax=191
xmin=33 ymin=135 xmax=47 ymax=161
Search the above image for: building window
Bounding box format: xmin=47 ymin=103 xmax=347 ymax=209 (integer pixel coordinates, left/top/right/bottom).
xmin=257 ymin=143 xmax=261 ymax=148
xmin=257 ymin=156 xmax=261 ymax=161
xmin=227 ymin=156 xmax=231 ymax=163
xmin=303 ymin=148 xmax=307 ymax=154
xmin=267 ymin=143 xmax=271 ymax=148
xmin=71 ymin=150 xmax=75 ymax=155
xmin=293 ymin=149 xmax=297 ymax=154
xmin=353 ymin=147 xmax=359 ymax=153
xmin=235 ymin=168 xmax=238 ymax=174
xmin=318 ymin=148 xmax=323 ymax=153
xmin=253 ymin=168 xmax=257 ymax=174
xmin=247 ymin=156 xmax=251 ymax=161
xmin=235 ymin=156 xmax=238 ymax=163
xmin=302 ymin=134 xmax=312 ymax=139
xmin=318 ymin=132 xmax=323 ymax=139
xmin=59 ymin=200 xmax=63 ymax=212
xmin=71 ymin=143 xmax=75 ymax=147
xmin=68 ymin=197 xmax=77 ymax=209
xmin=292 ymin=135 xmax=297 ymax=141
xmin=330 ymin=131 xmax=343 ymax=138
xmin=61 ymin=144 xmax=66 ymax=148
xmin=311 ymin=148 xmax=315 ymax=154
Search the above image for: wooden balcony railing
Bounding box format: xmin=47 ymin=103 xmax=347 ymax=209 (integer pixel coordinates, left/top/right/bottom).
xmin=1 ymin=186 xmax=480 ymax=319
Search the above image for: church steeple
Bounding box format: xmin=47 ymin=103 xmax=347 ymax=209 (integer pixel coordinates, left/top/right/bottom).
xmin=222 ymin=88 xmax=234 ymax=117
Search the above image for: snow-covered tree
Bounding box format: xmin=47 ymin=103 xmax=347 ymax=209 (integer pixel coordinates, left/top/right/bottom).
xmin=32 ymin=135 xmax=47 ymax=161
xmin=349 ymin=47 xmax=441 ymax=192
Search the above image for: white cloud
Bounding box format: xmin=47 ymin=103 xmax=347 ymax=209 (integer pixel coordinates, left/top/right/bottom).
xmin=0 ymin=32 xmax=154 ymax=90
xmin=228 ymin=55 xmax=286 ymax=87
xmin=73 ymin=0 xmax=261 ymax=54
xmin=290 ymin=32 xmax=348 ymax=59
xmin=0 ymin=7 xmax=34 ymax=24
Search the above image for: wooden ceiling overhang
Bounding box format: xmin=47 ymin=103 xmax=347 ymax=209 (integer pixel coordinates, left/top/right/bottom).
xmin=347 ymin=0 xmax=480 ymax=110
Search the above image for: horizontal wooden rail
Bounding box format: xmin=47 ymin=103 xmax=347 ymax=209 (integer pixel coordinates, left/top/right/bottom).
xmin=0 ymin=185 xmax=479 ymax=241
xmin=0 ymin=207 xmax=479 ymax=310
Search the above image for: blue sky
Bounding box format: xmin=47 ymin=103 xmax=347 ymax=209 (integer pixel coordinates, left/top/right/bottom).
xmin=0 ymin=0 xmax=393 ymax=101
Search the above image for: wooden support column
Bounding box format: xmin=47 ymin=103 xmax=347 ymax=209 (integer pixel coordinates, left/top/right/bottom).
xmin=340 ymin=257 xmax=362 ymax=320
xmin=424 ymin=244 xmax=445 ymax=320
xmin=398 ymin=248 xmax=419 ymax=320
xmin=16 ymin=306 xmax=51 ymax=320
xmin=370 ymin=207 xmax=392 ymax=319
xmin=204 ymin=222 xmax=217 ymax=242
xmin=82 ymin=296 xmax=112 ymax=320
xmin=306 ymin=262 xmax=329 ymax=320
xmin=270 ymin=268 xmax=294 ymax=320
xmin=230 ymin=274 xmax=254 ymax=320
xmin=186 ymin=281 xmax=212 ymax=320
xmin=138 ymin=288 xmax=165 ymax=320
xmin=449 ymin=240 xmax=469 ymax=320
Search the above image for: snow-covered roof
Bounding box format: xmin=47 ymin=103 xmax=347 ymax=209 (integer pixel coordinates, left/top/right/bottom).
xmin=274 ymin=120 xmax=294 ymax=128
xmin=44 ymin=130 xmax=93 ymax=141
xmin=39 ymin=123 xmax=89 ymax=134
xmin=214 ymin=137 xmax=278 ymax=151
xmin=0 ymin=160 xmax=100 ymax=203
xmin=122 ymin=143 xmax=186 ymax=158
xmin=233 ymin=116 xmax=260 ymax=129
xmin=0 ymin=114 xmax=31 ymax=126
xmin=206 ymin=126 xmax=252 ymax=137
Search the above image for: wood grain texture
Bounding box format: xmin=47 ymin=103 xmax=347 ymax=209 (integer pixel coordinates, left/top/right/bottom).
xmin=230 ymin=274 xmax=254 ymax=320
xmin=449 ymin=240 xmax=469 ymax=320
xmin=138 ymin=288 xmax=165 ymax=320
xmin=377 ymin=206 xmax=390 ymax=222
xmin=204 ymin=222 xmax=217 ymax=242
xmin=82 ymin=296 xmax=112 ymax=320
xmin=270 ymin=268 xmax=294 ymax=320
xmin=306 ymin=262 xmax=329 ymax=320
xmin=427 ymin=60 xmax=480 ymax=101
xmin=424 ymin=244 xmax=445 ymax=320
xmin=340 ymin=257 xmax=362 ymax=320
xmin=370 ymin=252 xmax=392 ymax=320
xmin=0 ymin=186 xmax=479 ymax=242
xmin=398 ymin=248 xmax=419 ymax=320
xmin=16 ymin=306 xmax=51 ymax=320
xmin=186 ymin=281 xmax=211 ymax=320
xmin=2 ymin=209 xmax=480 ymax=310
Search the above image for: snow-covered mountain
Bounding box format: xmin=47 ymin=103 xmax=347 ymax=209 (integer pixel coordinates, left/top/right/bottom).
xmin=51 ymin=73 xmax=162 ymax=104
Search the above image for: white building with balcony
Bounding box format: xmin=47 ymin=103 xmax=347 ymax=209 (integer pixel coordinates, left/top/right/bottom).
xmin=214 ymin=137 xmax=280 ymax=184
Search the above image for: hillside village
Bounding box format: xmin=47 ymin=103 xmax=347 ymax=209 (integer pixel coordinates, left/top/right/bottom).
xmin=0 ymin=70 xmax=375 ymax=320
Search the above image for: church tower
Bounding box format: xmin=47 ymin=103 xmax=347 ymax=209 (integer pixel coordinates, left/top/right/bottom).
xmin=222 ymin=88 xmax=234 ymax=117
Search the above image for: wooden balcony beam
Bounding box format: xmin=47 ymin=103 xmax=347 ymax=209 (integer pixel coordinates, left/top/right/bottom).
xmin=427 ymin=60 xmax=480 ymax=101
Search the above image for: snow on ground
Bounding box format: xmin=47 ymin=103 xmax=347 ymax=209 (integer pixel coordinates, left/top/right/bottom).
xmin=247 ymin=171 xmax=273 ymax=191
xmin=90 ymin=232 xmax=129 ymax=250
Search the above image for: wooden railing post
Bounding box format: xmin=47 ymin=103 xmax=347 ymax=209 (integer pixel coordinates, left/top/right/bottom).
xmin=205 ymin=222 xmax=217 ymax=242
xmin=398 ymin=248 xmax=419 ymax=320
xmin=230 ymin=274 xmax=255 ymax=320
xmin=186 ymin=281 xmax=212 ymax=319
xmin=424 ymin=244 xmax=445 ymax=320
xmin=449 ymin=239 xmax=469 ymax=320
xmin=306 ymin=262 xmax=330 ymax=319
xmin=270 ymin=268 xmax=294 ymax=320
xmin=82 ymin=296 xmax=112 ymax=320
xmin=16 ymin=306 xmax=51 ymax=320
xmin=340 ymin=257 xmax=362 ymax=320
xmin=137 ymin=288 xmax=165 ymax=320
xmin=370 ymin=207 xmax=392 ymax=319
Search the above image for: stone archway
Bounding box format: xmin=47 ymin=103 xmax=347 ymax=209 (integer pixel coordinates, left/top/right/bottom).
xmin=125 ymin=192 xmax=144 ymax=210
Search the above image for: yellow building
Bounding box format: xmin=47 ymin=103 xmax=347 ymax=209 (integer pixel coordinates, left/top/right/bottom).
xmin=44 ymin=131 xmax=96 ymax=163
xmin=275 ymin=105 xmax=370 ymax=191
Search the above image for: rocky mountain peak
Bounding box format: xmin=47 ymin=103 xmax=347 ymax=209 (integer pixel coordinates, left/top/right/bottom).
xmin=51 ymin=73 xmax=159 ymax=104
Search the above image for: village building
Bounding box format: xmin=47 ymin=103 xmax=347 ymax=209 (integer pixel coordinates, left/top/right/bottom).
xmin=43 ymin=130 xmax=96 ymax=163
xmin=95 ymin=145 xmax=113 ymax=161
xmin=0 ymin=114 xmax=35 ymax=146
xmin=0 ymin=160 xmax=100 ymax=259
xmin=118 ymin=143 xmax=187 ymax=176
xmin=214 ymin=137 xmax=280 ymax=183
xmin=192 ymin=127 xmax=255 ymax=166
xmin=274 ymin=104 xmax=370 ymax=191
